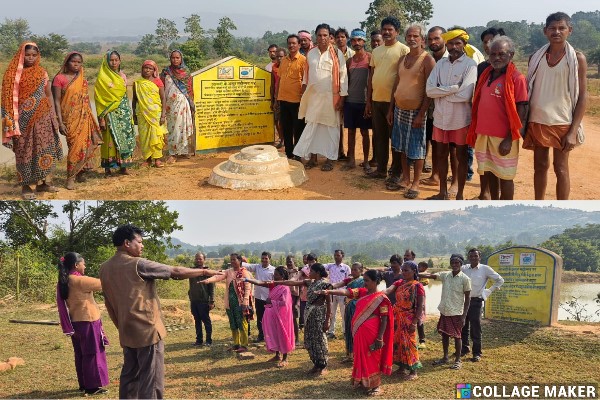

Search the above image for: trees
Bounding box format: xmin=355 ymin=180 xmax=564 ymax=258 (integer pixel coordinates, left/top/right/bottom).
xmin=213 ymin=17 xmax=237 ymax=58
xmin=0 ymin=18 xmax=31 ymax=56
xmin=182 ymin=14 xmax=206 ymax=70
xmin=361 ymin=0 xmax=433 ymax=34
xmin=70 ymin=42 xmax=102 ymax=54
xmin=155 ymin=18 xmax=180 ymax=57
xmin=0 ymin=201 xmax=182 ymax=277
xmin=541 ymin=224 xmax=600 ymax=272
xmin=30 ymin=33 xmax=69 ymax=60
xmin=135 ymin=34 xmax=160 ymax=56
xmin=589 ymin=47 xmax=600 ymax=76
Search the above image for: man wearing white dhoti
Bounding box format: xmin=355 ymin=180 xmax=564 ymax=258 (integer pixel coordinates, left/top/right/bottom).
xmin=293 ymin=23 xmax=348 ymax=172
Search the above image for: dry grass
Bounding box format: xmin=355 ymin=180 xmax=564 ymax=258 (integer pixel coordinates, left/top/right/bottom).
xmin=1 ymin=294 xmax=599 ymax=399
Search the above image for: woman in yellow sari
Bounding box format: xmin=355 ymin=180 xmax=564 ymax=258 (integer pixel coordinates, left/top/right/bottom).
xmin=52 ymin=52 xmax=102 ymax=190
xmin=1 ymin=42 xmax=63 ymax=199
xmin=132 ymin=60 xmax=167 ymax=167
xmin=94 ymin=50 xmax=136 ymax=176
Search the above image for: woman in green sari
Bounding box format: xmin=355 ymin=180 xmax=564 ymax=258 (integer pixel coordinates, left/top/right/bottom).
xmin=94 ymin=51 xmax=136 ymax=176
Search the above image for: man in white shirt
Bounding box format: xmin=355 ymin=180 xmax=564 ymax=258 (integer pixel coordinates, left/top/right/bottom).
xmin=461 ymin=248 xmax=504 ymax=362
xmin=426 ymin=29 xmax=477 ymax=201
xmin=325 ymin=249 xmax=351 ymax=338
xmin=293 ymin=23 xmax=348 ymax=172
xmin=242 ymin=251 xmax=275 ymax=342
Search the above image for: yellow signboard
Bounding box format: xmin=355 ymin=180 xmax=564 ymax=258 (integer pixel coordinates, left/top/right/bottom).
xmin=485 ymin=246 xmax=562 ymax=326
xmin=192 ymin=57 xmax=274 ymax=152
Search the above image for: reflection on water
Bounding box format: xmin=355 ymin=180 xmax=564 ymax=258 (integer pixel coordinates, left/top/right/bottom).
xmin=421 ymin=280 xmax=600 ymax=322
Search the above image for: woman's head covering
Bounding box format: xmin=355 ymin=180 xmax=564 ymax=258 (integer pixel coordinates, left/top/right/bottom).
xmin=59 ymin=51 xmax=83 ymax=74
xmin=169 ymin=49 xmax=187 ymax=70
xmin=402 ymin=260 xmax=419 ymax=280
xmin=1 ymin=42 xmax=43 ymax=143
xmin=94 ymin=50 xmax=127 ymax=118
xmin=142 ymin=60 xmax=159 ymax=78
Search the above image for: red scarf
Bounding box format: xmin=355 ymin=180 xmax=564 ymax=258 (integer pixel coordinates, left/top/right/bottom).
xmin=466 ymin=62 xmax=522 ymax=147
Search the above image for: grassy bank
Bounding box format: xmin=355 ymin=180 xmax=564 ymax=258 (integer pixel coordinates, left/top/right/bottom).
xmin=0 ymin=299 xmax=598 ymax=399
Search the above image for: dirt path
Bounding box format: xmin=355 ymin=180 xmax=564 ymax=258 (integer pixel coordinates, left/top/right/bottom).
xmin=1 ymin=116 xmax=599 ymax=200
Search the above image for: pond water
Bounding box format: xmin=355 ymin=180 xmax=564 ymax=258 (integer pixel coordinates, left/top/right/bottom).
xmin=420 ymin=280 xmax=600 ymax=322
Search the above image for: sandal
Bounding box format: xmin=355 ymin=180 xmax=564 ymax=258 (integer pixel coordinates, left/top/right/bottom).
xmin=340 ymin=163 xmax=355 ymax=171
xmin=320 ymin=162 xmax=334 ymax=172
xmin=36 ymin=183 xmax=59 ymax=193
xmin=426 ymin=193 xmax=449 ymax=200
xmin=404 ymin=189 xmax=420 ymax=199
xmin=419 ymin=177 xmax=439 ymax=186
xmin=277 ymin=360 xmax=288 ymax=368
xmin=21 ymin=190 xmax=37 ymax=200
xmin=304 ymin=160 xmax=317 ymax=170
xmin=432 ymin=358 xmax=449 ymax=366
xmin=422 ymin=163 xmax=432 ymax=173
xmin=367 ymin=387 xmax=381 ymax=396
xmin=153 ymin=160 xmax=164 ymax=168
xmin=450 ymin=361 xmax=462 ymax=370
xmin=66 ymin=178 xmax=76 ymax=190
xmin=404 ymin=373 xmax=419 ymax=381
xmin=365 ymin=171 xmax=387 ymax=179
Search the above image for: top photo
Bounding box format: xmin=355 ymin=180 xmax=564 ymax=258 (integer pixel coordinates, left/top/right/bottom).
xmin=0 ymin=0 xmax=599 ymax=201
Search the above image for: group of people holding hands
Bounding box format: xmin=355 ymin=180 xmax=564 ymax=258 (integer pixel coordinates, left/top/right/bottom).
xmin=55 ymin=224 xmax=506 ymax=398
xmin=2 ymin=45 xmax=195 ymax=198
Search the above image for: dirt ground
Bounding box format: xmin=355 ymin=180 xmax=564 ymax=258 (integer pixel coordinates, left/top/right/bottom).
xmin=0 ymin=116 xmax=599 ymax=200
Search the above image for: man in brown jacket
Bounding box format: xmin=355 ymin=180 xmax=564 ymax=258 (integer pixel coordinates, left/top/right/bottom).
xmin=100 ymin=224 xmax=217 ymax=399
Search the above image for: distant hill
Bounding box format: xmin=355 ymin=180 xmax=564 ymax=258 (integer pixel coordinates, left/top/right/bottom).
xmin=31 ymin=12 xmax=356 ymax=40
xmin=168 ymin=205 xmax=600 ymax=258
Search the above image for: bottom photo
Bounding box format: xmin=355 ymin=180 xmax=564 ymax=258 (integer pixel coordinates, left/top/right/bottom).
xmin=0 ymin=200 xmax=599 ymax=399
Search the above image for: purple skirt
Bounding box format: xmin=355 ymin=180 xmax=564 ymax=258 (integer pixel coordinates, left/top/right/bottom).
xmin=71 ymin=319 xmax=109 ymax=389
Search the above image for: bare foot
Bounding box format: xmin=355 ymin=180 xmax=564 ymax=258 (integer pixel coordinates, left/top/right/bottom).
xmin=420 ymin=177 xmax=439 ymax=186
xmin=316 ymin=368 xmax=328 ymax=376
xmin=277 ymin=360 xmax=288 ymax=368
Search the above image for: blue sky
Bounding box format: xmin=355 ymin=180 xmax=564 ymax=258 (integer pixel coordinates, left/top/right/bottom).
xmin=3 ymin=0 xmax=599 ymax=37
xmin=46 ymin=201 xmax=600 ymax=246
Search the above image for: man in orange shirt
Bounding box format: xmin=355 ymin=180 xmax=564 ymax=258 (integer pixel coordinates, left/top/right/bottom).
xmin=276 ymin=34 xmax=307 ymax=159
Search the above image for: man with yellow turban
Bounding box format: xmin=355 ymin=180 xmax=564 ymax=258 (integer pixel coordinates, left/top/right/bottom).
xmin=425 ymin=28 xmax=478 ymax=200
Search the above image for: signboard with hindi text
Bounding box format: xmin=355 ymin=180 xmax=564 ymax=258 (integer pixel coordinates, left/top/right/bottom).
xmin=192 ymin=56 xmax=274 ymax=152
xmin=485 ymin=246 xmax=562 ymax=326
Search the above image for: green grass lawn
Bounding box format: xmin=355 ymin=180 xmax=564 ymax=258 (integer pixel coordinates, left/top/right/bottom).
xmin=0 ymin=298 xmax=599 ymax=399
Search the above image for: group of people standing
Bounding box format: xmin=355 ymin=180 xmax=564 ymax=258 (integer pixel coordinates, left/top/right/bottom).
xmin=55 ymin=223 xmax=507 ymax=399
xmin=268 ymin=11 xmax=587 ymax=200
xmin=1 ymin=45 xmax=196 ymax=198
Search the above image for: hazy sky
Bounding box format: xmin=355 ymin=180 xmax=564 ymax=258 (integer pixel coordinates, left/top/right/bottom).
xmin=45 ymin=200 xmax=600 ymax=246
xmin=2 ymin=0 xmax=599 ymax=35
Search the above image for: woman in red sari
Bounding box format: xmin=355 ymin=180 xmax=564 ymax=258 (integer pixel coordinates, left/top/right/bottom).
xmin=384 ymin=260 xmax=424 ymax=380
xmin=319 ymin=269 xmax=393 ymax=396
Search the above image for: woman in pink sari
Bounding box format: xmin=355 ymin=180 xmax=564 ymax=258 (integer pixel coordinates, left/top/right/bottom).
xmin=319 ymin=270 xmax=394 ymax=396
xmin=245 ymin=266 xmax=295 ymax=367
